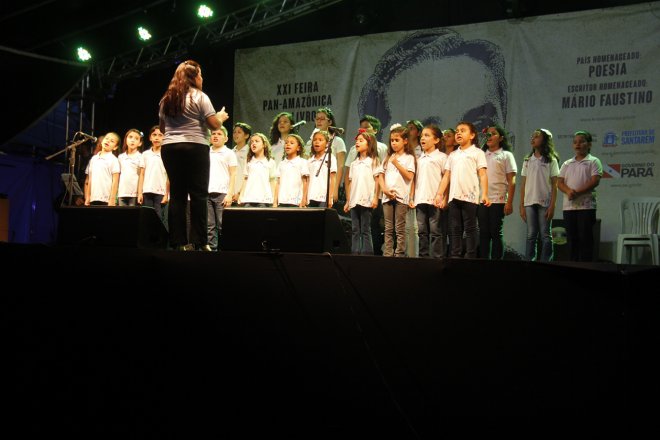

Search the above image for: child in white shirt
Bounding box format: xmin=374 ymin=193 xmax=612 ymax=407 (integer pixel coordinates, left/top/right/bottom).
xmin=117 ymin=129 xmax=144 ymax=206
xmin=307 ymin=130 xmax=337 ymax=208
xmin=344 ymin=130 xmax=380 ymax=255
xmin=239 ymin=133 xmax=278 ymax=207
xmin=208 ymin=126 xmax=237 ymax=250
xmin=435 ymin=121 xmax=489 ymax=258
xmin=84 ymin=132 xmax=121 ymax=206
xmin=275 ymin=134 xmax=309 ymax=207
xmin=414 ymin=124 xmax=448 ymax=258
xmin=377 ymin=124 xmax=416 ymax=257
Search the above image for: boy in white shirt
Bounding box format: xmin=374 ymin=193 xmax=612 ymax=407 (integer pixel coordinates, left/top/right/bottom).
xmin=208 ymin=126 xmax=237 ymax=251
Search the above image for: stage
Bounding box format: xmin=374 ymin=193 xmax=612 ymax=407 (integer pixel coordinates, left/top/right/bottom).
xmin=2 ymin=241 xmax=658 ymax=436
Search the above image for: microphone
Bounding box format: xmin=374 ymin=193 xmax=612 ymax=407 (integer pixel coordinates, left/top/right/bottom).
xmin=328 ymin=126 xmax=345 ymax=135
xmin=77 ymin=132 xmax=97 ymax=143
xmin=290 ymin=120 xmax=306 ymax=130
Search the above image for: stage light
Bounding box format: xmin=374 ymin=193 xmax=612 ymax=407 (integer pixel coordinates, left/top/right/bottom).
xmin=77 ymin=47 xmax=92 ymax=62
xmin=197 ymin=5 xmax=214 ymax=18
xmin=138 ymin=26 xmax=152 ymax=41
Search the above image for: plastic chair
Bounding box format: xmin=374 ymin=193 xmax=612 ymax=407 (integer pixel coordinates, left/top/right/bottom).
xmin=616 ymin=197 xmax=660 ymax=265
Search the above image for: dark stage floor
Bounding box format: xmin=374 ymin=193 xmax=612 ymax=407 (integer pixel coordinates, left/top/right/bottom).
xmin=2 ymin=241 xmax=658 ymax=437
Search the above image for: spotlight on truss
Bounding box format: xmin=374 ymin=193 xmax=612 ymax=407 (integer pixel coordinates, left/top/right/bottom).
xmin=77 ymin=47 xmax=92 ymax=62
xmin=138 ymin=26 xmax=152 ymax=41
xmin=197 ymin=5 xmax=214 ymax=18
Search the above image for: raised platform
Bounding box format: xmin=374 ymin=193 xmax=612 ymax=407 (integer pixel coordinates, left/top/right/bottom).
xmin=2 ymin=242 xmax=658 ymax=436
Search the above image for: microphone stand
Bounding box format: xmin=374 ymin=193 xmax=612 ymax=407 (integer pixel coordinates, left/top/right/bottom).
xmin=46 ymin=137 xmax=88 ymax=207
xmin=321 ymin=133 xmax=336 ymax=208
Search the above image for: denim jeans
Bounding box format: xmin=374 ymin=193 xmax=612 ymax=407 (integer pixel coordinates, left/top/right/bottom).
xmin=350 ymin=205 xmax=373 ymax=255
xmin=525 ymin=204 xmax=553 ymax=262
xmin=143 ymin=193 xmax=167 ymax=229
xmin=448 ymin=199 xmax=478 ymax=258
xmin=207 ymin=193 xmax=227 ymax=251
xmin=416 ymin=203 xmax=446 ymax=258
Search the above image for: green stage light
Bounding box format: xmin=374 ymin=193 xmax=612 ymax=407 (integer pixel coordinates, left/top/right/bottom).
xmin=138 ymin=26 xmax=152 ymax=41
xmin=77 ymin=47 xmax=92 ymax=62
xmin=197 ymin=5 xmax=214 ymax=18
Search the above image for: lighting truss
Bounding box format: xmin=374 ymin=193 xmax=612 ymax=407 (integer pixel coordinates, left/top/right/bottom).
xmin=94 ymin=0 xmax=344 ymax=83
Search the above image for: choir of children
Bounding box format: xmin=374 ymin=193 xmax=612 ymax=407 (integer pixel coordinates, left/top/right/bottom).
xmin=79 ymin=107 xmax=600 ymax=260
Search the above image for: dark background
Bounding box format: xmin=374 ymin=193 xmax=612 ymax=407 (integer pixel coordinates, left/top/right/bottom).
xmin=0 ymin=0 xmax=647 ymax=153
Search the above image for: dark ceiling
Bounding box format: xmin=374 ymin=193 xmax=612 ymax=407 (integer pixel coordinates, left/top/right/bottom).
xmin=1 ymin=0 xmax=251 ymax=61
xmin=1 ymin=0 xmax=646 ymax=63
xmin=0 ymin=0 xmax=648 ymax=153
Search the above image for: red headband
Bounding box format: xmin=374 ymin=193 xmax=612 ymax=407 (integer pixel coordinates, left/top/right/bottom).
xmin=354 ymin=128 xmax=368 ymax=140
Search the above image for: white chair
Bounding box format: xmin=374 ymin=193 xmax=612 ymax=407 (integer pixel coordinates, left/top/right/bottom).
xmin=616 ymin=197 xmax=660 ymax=265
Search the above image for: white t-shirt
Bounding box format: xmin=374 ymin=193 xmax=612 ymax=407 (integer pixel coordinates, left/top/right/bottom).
xmin=521 ymin=154 xmax=559 ymax=207
xmin=414 ymin=149 xmax=447 ymax=206
xmin=86 ymin=152 xmax=120 ymax=203
xmin=117 ymin=151 xmax=145 ymax=198
xmin=307 ymin=151 xmax=338 ymax=203
xmin=271 ymin=138 xmax=286 ymax=170
xmin=445 ymin=145 xmax=487 ymax=204
xmin=559 ymin=154 xmax=603 ymax=210
xmin=484 ymin=148 xmax=518 ymax=204
xmin=347 ymin=156 xmax=379 ymax=210
xmin=233 ymin=144 xmax=249 ymax=196
xmin=377 ymin=153 xmax=416 ymax=204
xmin=209 ymin=145 xmax=238 ymax=194
xmin=277 ymin=156 xmax=310 ymax=205
xmin=142 ymin=148 xmax=168 ymax=195
xmin=241 ymin=157 xmax=278 ymax=204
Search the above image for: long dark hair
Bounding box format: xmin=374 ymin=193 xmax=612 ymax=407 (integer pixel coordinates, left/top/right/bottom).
xmin=526 ymin=128 xmax=559 ymax=164
xmin=269 ymin=112 xmax=296 ymax=144
xmin=160 ymin=60 xmax=201 ymax=117
xmin=384 ymin=125 xmax=412 ymax=168
xmin=482 ymin=124 xmax=513 ymax=152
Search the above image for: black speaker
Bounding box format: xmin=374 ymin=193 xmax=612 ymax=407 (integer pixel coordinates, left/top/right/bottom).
xmin=219 ymin=207 xmax=349 ymax=253
xmin=57 ymin=206 xmax=168 ymax=249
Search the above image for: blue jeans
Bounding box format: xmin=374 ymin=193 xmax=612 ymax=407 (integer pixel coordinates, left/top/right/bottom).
xmin=416 ymin=203 xmax=446 ymax=258
xmin=525 ymin=204 xmax=553 ymax=261
xmin=207 ymin=193 xmax=227 ymax=251
xmin=350 ymin=205 xmax=373 ymax=255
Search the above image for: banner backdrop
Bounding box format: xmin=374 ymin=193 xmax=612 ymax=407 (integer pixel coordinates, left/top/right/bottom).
xmin=234 ymin=2 xmax=660 ymax=260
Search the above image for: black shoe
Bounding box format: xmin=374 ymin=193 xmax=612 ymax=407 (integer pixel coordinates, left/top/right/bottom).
xmin=176 ymin=244 xmax=194 ymax=251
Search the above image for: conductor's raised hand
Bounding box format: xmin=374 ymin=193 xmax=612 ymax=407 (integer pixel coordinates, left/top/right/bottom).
xmin=216 ymin=106 xmax=229 ymax=123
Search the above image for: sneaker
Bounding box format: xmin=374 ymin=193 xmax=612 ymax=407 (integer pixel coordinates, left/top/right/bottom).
xmin=197 ymin=244 xmax=213 ymax=252
xmin=176 ymin=244 xmax=194 ymax=251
